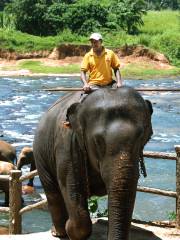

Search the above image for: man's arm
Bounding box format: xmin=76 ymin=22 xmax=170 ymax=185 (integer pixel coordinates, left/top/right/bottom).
xmin=80 ymin=70 xmax=91 ymax=92
xmin=114 ymin=68 xmax=123 ymax=87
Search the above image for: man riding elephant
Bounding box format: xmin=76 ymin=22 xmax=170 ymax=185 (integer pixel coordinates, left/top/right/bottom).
xmin=33 ymin=86 xmax=153 ymax=240
xmin=64 ymin=32 xmax=123 ymax=127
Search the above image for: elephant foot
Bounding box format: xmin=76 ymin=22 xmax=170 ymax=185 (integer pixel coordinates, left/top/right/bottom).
xmin=51 ymin=225 xmax=67 ymax=238
xmin=66 ymin=218 xmax=92 ymax=240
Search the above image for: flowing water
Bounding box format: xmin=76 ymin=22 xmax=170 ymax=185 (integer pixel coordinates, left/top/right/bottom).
xmin=0 ymin=76 xmax=179 ymax=233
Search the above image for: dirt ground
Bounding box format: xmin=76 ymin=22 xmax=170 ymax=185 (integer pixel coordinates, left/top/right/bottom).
xmin=0 ymin=219 xmax=180 ymax=239
xmin=0 ymin=54 xmax=174 ymax=77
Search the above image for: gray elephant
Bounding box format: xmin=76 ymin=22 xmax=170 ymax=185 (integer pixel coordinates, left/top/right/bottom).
xmin=0 ymin=140 xmax=17 ymax=164
xmin=17 ymin=146 xmax=36 ymax=189
xmin=33 ymin=86 xmax=153 ymax=240
xmin=0 ymin=146 xmax=36 ymax=204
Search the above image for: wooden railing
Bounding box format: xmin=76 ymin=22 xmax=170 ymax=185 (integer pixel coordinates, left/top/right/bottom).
xmin=0 ymin=145 xmax=179 ymax=234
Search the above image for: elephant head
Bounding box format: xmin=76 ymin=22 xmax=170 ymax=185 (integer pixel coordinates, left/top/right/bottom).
xmin=17 ymin=147 xmax=36 ymax=189
xmin=17 ymin=147 xmax=35 ymax=170
xmin=0 ymin=140 xmax=17 ymax=164
xmin=66 ymin=86 xmax=153 ymax=239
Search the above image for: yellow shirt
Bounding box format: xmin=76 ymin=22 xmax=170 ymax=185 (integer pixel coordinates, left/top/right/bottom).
xmin=81 ymin=48 xmax=120 ymax=86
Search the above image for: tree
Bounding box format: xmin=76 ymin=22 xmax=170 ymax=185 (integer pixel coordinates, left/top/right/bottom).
xmin=110 ymin=0 xmax=147 ymax=34
xmin=44 ymin=2 xmax=67 ymax=35
xmin=5 ymin=0 xmax=50 ymax=35
xmin=0 ymin=0 xmax=11 ymax=11
xmin=64 ymin=1 xmax=109 ymax=35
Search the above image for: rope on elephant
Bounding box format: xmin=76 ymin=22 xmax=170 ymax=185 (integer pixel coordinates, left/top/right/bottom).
xmin=139 ymin=152 xmax=147 ymax=178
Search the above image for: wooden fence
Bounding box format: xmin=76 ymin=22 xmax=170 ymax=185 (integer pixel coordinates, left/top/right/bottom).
xmin=0 ymin=145 xmax=179 ymax=234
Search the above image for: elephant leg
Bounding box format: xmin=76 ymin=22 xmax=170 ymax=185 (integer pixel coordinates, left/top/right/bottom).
xmin=46 ymin=191 xmax=68 ymax=238
xmin=39 ymin=174 xmax=68 ymax=238
xmin=65 ymin=199 xmax=92 ymax=240
xmin=61 ymin=184 xmax=92 ymax=240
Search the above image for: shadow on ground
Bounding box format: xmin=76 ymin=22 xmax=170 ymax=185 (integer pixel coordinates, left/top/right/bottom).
xmin=90 ymin=219 xmax=162 ymax=240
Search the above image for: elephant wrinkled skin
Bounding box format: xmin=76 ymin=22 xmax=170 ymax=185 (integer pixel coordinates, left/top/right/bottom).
xmin=33 ymin=86 xmax=153 ymax=240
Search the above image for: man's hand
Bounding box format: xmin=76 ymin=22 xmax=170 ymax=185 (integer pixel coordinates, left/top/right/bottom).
xmin=83 ymin=83 xmax=91 ymax=92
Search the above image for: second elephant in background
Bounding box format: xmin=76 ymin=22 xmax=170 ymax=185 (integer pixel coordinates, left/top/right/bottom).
xmin=0 ymin=140 xmax=17 ymax=164
xmin=17 ymin=147 xmax=36 ymax=194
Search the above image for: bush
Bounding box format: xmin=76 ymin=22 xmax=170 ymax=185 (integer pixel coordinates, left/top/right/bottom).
xmin=64 ymin=1 xmax=109 ymax=35
xmin=150 ymin=31 xmax=180 ymax=66
xmin=110 ymin=0 xmax=147 ymax=34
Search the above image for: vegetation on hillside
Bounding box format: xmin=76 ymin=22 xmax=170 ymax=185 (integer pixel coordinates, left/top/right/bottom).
xmin=0 ymin=10 xmax=179 ymax=67
xmin=2 ymin=0 xmax=147 ymax=35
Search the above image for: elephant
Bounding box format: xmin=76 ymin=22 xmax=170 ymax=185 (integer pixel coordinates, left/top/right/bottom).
xmin=33 ymin=86 xmax=153 ymax=240
xmin=0 ymin=161 xmax=16 ymax=206
xmin=17 ymin=147 xmax=36 ymax=194
xmin=0 ymin=140 xmax=17 ymax=164
xmin=0 ymin=146 xmax=36 ymax=204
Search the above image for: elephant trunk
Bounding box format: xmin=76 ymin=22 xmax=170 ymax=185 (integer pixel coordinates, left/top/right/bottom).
xmin=108 ymin=151 xmax=139 ymax=240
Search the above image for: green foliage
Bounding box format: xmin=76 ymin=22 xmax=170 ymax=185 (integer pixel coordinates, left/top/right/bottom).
xmin=167 ymin=211 xmax=176 ymax=221
xmin=0 ymin=10 xmax=179 ymax=67
xmin=0 ymin=11 xmax=16 ymax=29
xmin=140 ymin=10 xmax=179 ymax=34
xmin=150 ymin=31 xmax=180 ymax=66
xmin=0 ymin=0 xmax=11 ymax=11
xmin=4 ymin=0 xmax=147 ymax=36
xmin=18 ymin=60 xmax=80 ymax=73
xmin=0 ymin=28 xmax=56 ymax=51
xmin=5 ymin=0 xmax=50 ymax=35
xmin=65 ymin=1 xmax=108 ymax=35
xmin=88 ymin=196 xmax=108 ymax=218
xmin=145 ymin=0 xmax=180 ymax=10
xmin=110 ymin=0 xmax=147 ymax=34
xmin=44 ymin=3 xmax=67 ymax=35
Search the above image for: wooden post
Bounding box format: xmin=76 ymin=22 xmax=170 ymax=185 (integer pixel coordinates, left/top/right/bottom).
xmin=175 ymin=145 xmax=180 ymax=229
xmin=9 ymin=170 xmax=22 ymax=234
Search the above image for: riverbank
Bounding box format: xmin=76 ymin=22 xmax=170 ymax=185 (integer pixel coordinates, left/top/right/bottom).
xmin=1 ymin=219 xmax=180 ymax=240
xmin=0 ymin=53 xmax=180 ymax=79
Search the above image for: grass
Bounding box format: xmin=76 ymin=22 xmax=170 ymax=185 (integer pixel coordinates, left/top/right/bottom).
xmin=17 ymin=61 xmax=80 ymax=74
xmin=121 ymin=63 xmax=180 ymax=79
xmin=140 ymin=10 xmax=180 ymax=35
xmin=2 ymin=60 xmax=180 ymax=79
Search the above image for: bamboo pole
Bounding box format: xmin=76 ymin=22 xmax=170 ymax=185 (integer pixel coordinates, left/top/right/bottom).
xmin=44 ymin=87 xmax=180 ymax=92
xmin=0 ymin=175 xmax=9 ymax=181
xmin=143 ymin=151 xmax=176 ymax=160
xmin=19 ymin=169 xmax=38 ymax=182
xmin=137 ymin=186 xmax=177 ymax=198
xmin=19 ymin=199 xmax=47 ymax=215
xmin=9 ymin=170 xmax=22 ymax=234
xmin=175 ymin=145 xmax=180 ymax=229
xmin=0 ymin=207 xmax=10 ymax=213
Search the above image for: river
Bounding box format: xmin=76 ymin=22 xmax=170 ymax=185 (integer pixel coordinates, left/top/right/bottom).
xmin=0 ymin=76 xmax=179 ymax=233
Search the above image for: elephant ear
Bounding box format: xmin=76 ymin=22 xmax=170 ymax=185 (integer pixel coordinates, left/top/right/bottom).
xmin=145 ymin=100 xmax=153 ymax=115
xmin=139 ymin=100 xmax=153 ymax=178
xmin=67 ymin=102 xmax=88 ymax=153
xmin=142 ymin=99 xmax=153 ymax=146
xmin=66 ymin=102 xmax=80 ymax=129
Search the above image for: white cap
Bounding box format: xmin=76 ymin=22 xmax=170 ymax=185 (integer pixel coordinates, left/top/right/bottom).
xmin=89 ymin=33 xmax=103 ymax=41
